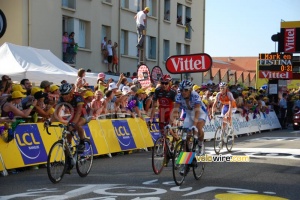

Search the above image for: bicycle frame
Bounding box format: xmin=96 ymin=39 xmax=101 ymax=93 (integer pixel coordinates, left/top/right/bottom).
xmin=213 ymin=116 xmax=235 ymax=154
xmin=172 ymin=128 xmax=205 ymax=186
xmin=44 ymin=121 xmax=94 ymax=183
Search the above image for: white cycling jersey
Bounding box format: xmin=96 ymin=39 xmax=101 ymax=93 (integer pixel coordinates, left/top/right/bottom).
xmin=175 ymin=91 xmax=207 ymax=127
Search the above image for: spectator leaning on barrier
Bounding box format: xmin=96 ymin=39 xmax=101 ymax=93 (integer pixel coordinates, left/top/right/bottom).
xmin=1 ymin=91 xmax=37 ymax=118
xmin=91 ymin=90 xmax=104 ymax=118
xmin=143 ymin=87 xmax=155 ymax=115
xmin=33 ymin=90 xmax=54 ymax=121
xmin=12 ymin=84 xmax=27 ymax=110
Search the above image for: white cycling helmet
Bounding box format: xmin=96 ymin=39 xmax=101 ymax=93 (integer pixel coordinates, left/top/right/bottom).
xmin=179 ymin=80 xmax=193 ymax=90
xmin=219 ymin=82 xmax=227 ymax=87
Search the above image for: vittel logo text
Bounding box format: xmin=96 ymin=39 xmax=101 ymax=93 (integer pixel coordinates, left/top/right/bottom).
xmin=166 ymin=53 xmax=212 ymax=74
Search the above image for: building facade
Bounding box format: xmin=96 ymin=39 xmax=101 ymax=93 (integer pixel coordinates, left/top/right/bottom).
xmin=0 ymin=0 xmax=205 ymax=85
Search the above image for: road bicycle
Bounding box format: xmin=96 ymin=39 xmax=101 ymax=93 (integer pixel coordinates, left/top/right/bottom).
xmin=44 ymin=121 xmax=93 ymax=183
xmin=172 ymin=128 xmax=205 ymax=186
xmin=213 ymin=115 xmax=234 ymax=155
xmin=147 ymin=121 xmax=182 ymax=175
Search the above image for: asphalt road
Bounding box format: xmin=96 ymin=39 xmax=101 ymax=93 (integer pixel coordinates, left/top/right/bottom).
xmin=0 ymin=127 xmax=300 ymax=200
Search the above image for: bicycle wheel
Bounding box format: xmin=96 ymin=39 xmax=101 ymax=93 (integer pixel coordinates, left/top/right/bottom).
xmin=226 ymin=127 xmax=234 ymax=152
xmin=152 ymin=137 xmax=166 ymax=174
xmin=214 ymin=126 xmax=223 ymax=155
xmin=172 ymin=141 xmax=186 ymax=186
xmin=47 ymin=140 xmax=67 ymax=183
xmin=192 ymin=159 xmax=205 ymax=180
xmin=76 ymin=139 xmax=93 ymax=177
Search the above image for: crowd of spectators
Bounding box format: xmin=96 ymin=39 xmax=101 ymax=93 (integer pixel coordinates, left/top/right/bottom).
xmin=1 ymin=72 xmax=300 ymax=127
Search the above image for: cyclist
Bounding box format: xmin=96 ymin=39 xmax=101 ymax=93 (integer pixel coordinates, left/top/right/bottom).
xmin=211 ymin=82 xmax=237 ymax=126
xmin=170 ymin=80 xmax=207 ymax=155
xmin=57 ymin=83 xmax=87 ymax=153
xmin=150 ymin=74 xmax=177 ymax=139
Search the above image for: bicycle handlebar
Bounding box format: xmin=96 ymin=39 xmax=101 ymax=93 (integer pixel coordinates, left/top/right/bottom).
xmin=44 ymin=120 xmax=68 ymax=135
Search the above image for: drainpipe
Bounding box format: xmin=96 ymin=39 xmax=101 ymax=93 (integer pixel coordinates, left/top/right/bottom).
xmin=157 ymin=1 xmax=160 ymax=66
xmin=202 ymin=0 xmax=206 ymax=83
xmin=27 ymin=0 xmax=31 ymax=46
xmin=118 ymin=0 xmax=121 ymax=72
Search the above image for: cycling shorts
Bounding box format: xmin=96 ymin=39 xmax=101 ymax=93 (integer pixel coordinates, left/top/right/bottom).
xmin=221 ymin=105 xmax=237 ymax=116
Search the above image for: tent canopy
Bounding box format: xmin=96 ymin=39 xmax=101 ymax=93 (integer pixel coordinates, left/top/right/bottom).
xmin=0 ymin=43 xmax=124 ymax=86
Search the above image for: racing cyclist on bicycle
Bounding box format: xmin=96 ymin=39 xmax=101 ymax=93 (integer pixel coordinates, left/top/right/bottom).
xmin=211 ymin=82 xmax=237 ymax=127
xmin=170 ymin=80 xmax=207 ymax=155
xmin=57 ymin=83 xmax=87 ymax=153
xmin=150 ymin=74 xmax=178 ymax=138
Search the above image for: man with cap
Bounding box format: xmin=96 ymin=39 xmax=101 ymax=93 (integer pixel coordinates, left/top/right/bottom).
xmin=40 ymin=80 xmax=53 ymax=93
xmin=134 ymin=7 xmax=150 ymax=48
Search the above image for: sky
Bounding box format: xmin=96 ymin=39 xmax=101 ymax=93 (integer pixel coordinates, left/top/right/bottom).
xmin=205 ymin=0 xmax=300 ymax=57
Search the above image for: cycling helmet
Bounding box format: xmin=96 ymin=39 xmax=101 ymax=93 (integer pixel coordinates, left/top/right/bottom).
xmin=160 ymin=74 xmax=172 ymax=82
xmin=179 ymin=80 xmax=193 ymax=90
xmin=219 ymin=82 xmax=227 ymax=87
xmin=59 ymin=83 xmax=73 ymax=95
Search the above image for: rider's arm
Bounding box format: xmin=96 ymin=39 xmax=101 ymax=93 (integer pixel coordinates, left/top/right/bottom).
xmin=170 ymin=102 xmax=181 ymax=123
xmin=150 ymin=100 xmax=157 ymax=120
xmin=72 ymin=103 xmax=84 ymax=124
xmin=211 ymin=98 xmax=218 ymax=117
xmin=227 ymin=92 xmax=235 ymax=116
xmin=193 ymin=103 xmax=200 ymax=126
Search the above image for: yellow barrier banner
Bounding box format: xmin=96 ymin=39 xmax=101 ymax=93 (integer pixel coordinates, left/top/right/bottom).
xmin=0 ymin=118 xmax=154 ymax=170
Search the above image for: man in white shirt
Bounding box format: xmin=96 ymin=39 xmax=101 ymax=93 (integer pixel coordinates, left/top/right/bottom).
xmin=101 ymin=36 xmax=108 ymax=64
xmin=134 ymin=7 xmax=150 ymax=49
xmin=106 ymin=40 xmax=113 ymax=73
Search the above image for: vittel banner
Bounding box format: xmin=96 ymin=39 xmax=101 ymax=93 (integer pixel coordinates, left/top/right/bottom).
xmin=284 ymin=28 xmax=296 ymax=52
xmin=278 ymin=21 xmax=300 ymax=53
xmin=165 ymin=53 xmax=212 ymax=74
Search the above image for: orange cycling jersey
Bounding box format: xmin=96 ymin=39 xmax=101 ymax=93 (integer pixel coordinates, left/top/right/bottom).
xmin=216 ymin=91 xmax=237 ymax=107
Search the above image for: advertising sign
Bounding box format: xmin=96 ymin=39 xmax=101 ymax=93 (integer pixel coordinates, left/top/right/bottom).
xmin=165 ymin=53 xmax=212 ymax=74
xmin=112 ymin=120 xmax=136 ymax=151
xmin=278 ymin=21 xmax=300 ymax=53
xmin=258 ymin=71 xmax=293 ymax=79
xmin=137 ymin=65 xmax=151 ymax=88
xmin=15 ymin=124 xmax=48 ymax=165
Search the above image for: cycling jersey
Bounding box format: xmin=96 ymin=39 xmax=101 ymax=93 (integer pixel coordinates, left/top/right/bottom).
xmin=153 ymin=87 xmax=176 ymax=129
xmin=215 ymin=91 xmax=237 ymax=115
xmin=175 ymin=91 xmax=207 ymax=124
xmin=58 ymin=94 xmax=84 ymax=122
xmin=215 ymin=91 xmax=235 ymax=105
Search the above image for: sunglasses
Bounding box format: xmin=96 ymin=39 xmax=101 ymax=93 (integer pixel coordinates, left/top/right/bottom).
xmin=161 ymin=82 xmax=169 ymax=85
xmin=180 ymin=89 xmax=189 ymax=92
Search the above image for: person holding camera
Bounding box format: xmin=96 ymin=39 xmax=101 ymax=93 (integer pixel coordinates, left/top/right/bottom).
xmin=32 ymin=90 xmax=54 ymax=121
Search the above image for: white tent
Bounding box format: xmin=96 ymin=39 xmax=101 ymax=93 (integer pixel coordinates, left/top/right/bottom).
xmin=0 ymin=42 xmax=126 ymax=86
